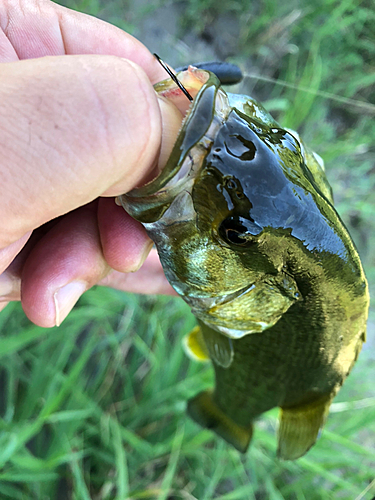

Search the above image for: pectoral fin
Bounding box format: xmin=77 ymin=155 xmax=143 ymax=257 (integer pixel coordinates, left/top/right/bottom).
xmin=183 ymin=325 xmax=234 ymax=368
xmin=188 ymin=390 xmax=253 ymax=453
xmin=277 ymin=396 xmax=332 ymax=460
xmin=183 ymin=326 xmax=210 ymax=362
xmin=200 ymin=323 xmax=234 ymax=368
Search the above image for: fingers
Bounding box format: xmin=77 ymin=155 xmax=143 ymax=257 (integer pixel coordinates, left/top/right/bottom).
xmin=0 ymin=54 xmax=183 ymax=249
xmin=0 ymin=2 xmax=183 ymax=326
xmin=97 ymin=198 xmax=153 ymax=273
xmin=2 ymin=200 xmax=174 ymax=327
xmin=0 ymin=220 xmax=63 ymax=302
xmin=54 ymin=3 xmax=168 ymax=83
xmin=0 ymin=302 xmax=9 ymax=312
xmin=99 ymin=248 xmax=177 ymax=296
xmin=19 ymin=205 xmax=175 ymax=327
xmin=0 ymin=232 xmax=32 ymax=275
xmin=0 ymin=231 xmax=31 ymax=301
xmin=0 ymin=0 xmax=168 ymax=82
xmin=21 ymin=203 xmax=110 ymax=327
xmin=0 ymin=55 xmax=162 ymax=247
xmin=0 ymin=271 xmax=20 ymax=302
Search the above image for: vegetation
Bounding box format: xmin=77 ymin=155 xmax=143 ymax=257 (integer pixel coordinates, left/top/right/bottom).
xmin=1 ymin=0 xmax=374 ymax=498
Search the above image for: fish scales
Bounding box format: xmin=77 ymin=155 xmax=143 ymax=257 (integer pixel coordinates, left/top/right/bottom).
xmin=119 ymin=66 xmax=369 ymax=460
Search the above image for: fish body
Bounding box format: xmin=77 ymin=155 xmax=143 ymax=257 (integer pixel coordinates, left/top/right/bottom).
xmin=119 ymin=67 xmax=369 ymax=459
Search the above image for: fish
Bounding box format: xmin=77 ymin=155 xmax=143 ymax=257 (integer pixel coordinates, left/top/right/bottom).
xmin=118 ymin=66 xmax=369 ymax=460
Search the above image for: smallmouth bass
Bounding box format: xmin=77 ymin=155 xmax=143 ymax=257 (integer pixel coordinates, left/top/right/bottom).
xmin=118 ymin=66 xmax=369 ymax=460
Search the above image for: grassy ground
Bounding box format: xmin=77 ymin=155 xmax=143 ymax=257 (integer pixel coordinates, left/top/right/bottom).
xmin=1 ymin=0 xmax=375 ymax=498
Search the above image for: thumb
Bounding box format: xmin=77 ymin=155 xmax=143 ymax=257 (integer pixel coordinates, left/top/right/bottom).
xmin=0 ymin=54 xmax=181 ymax=248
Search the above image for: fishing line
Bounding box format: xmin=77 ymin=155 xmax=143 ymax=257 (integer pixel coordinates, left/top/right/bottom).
xmin=153 ymin=53 xmax=193 ymax=102
xmin=243 ymin=72 xmax=375 ymax=113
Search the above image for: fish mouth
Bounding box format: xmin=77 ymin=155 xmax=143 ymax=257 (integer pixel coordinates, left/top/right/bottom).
xmin=118 ymin=67 xmax=231 ymax=223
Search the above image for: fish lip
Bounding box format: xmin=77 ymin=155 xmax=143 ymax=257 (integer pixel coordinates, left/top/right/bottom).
xmin=119 ymin=70 xmax=232 ymax=223
xmin=124 ymin=74 xmax=220 ymax=200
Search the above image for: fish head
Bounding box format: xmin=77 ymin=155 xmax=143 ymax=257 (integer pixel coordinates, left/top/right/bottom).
xmin=119 ymin=67 xmax=340 ymax=338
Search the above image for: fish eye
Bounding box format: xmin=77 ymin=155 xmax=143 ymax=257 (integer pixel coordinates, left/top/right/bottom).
xmin=218 ymin=216 xmax=262 ymax=246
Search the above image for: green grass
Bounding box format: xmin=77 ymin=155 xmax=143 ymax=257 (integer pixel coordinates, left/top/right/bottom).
xmin=1 ymin=0 xmax=375 ymax=498
xmin=1 ymin=290 xmax=375 ymax=499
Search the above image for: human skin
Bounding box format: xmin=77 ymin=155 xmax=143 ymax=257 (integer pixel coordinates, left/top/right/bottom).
xmin=0 ymin=0 xmax=181 ymax=327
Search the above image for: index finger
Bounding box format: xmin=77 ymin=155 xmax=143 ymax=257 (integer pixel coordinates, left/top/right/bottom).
xmin=0 ymin=0 xmax=167 ymax=82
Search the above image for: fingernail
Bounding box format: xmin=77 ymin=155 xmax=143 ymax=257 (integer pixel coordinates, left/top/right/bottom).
xmin=130 ymin=240 xmax=154 ymax=273
xmin=0 ymin=273 xmax=20 ymax=300
xmin=53 ymin=282 xmax=87 ymax=327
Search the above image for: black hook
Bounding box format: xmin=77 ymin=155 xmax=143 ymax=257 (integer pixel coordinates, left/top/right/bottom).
xmin=154 ymin=53 xmax=193 ymax=102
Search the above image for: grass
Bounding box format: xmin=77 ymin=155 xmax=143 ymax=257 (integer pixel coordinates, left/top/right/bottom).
xmin=1 ymin=0 xmax=375 ymax=498
xmin=1 ymin=291 xmax=375 ymax=499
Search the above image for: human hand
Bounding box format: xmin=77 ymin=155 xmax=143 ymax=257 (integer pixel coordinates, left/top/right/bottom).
xmin=0 ymin=1 xmax=182 ymax=327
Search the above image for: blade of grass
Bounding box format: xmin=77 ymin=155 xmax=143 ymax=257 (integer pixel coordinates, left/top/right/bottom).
xmin=354 ymin=477 xmax=375 ymax=500
xmin=157 ymin=424 xmax=185 ymax=500
xmin=0 ymin=483 xmax=25 ymax=500
xmin=0 ymin=472 xmax=59 ymax=482
xmin=0 ymin=325 xmax=50 ymax=358
xmin=8 ymin=332 xmax=98 ymax=459
xmin=71 ymin=453 xmax=92 ymax=500
xmin=110 ymin=417 xmax=129 ymax=500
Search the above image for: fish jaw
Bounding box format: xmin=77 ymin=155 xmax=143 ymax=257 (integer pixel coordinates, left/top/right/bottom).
xmin=118 ymin=68 xmax=230 ymax=222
